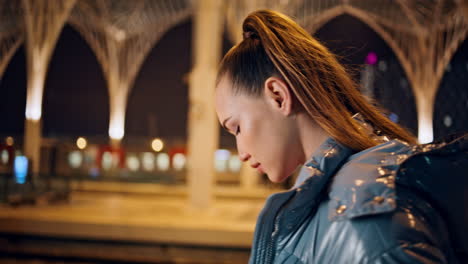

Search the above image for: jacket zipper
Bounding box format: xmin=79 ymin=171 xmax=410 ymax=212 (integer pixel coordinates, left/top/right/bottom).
xmin=265 ymin=214 xmax=281 ymax=263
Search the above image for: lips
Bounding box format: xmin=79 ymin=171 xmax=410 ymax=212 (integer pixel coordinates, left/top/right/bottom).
xmin=251 ymin=162 xmax=264 ymax=173
xmin=251 ymin=162 xmax=261 ymax=169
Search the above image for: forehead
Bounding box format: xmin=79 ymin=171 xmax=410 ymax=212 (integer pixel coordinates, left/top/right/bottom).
xmin=215 ymin=75 xmax=266 ymax=122
xmin=215 ymin=76 xmax=236 ymax=119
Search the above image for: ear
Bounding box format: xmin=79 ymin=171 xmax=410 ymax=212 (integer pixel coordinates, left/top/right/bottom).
xmin=263 ymin=76 xmax=294 ymax=116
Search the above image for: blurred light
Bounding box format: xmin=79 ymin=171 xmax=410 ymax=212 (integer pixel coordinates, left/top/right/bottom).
xmin=109 ymin=126 xmax=124 ymax=140
xmin=114 ymin=29 xmax=126 ymax=42
xmin=378 ymin=60 xmax=387 ymax=72
xmin=365 ymin=52 xmax=378 ymax=65
xmin=68 ymin=151 xmax=83 ymax=169
xmin=141 ymin=152 xmax=155 ymax=171
xmin=215 ymin=149 xmax=230 ymax=160
xmin=228 ymin=155 xmax=242 ymax=172
xmin=5 ymin=136 xmax=14 ymax=146
xmin=418 ymin=122 xmax=433 ymax=144
xmin=1 ymin=149 xmax=9 ymax=165
xmin=89 ymin=167 xmax=99 ymax=178
xmin=151 ymin=138 xmax=164 ymax=152
xmin=172 ymin=153 xmax=186 ymax=171
xmin=76 ymin=137 xmax=87 ymax=150
xmin=388 ymin=113 xmax=399 ymax=123
xmin=126 ymin=154 xmax=140 ymax=171
xmin=156 ymin=153 xmax=170 ymax=171
xmin=25 ymin=74 xmax=45 ymax=121
xmin=214 ymin=149 xmax=230 ymax=172
xmin=14 ymin=156 xmax=28 ymax=184
xmin=84 ymin=146 xmax=98 ymax=165
xmin=443 ymin=115 xmax=452 ymax=127
xmin=25 ymin=109 xmax=41 ymax=121
xmin=102 ymin=151 xmax=113 ymax=170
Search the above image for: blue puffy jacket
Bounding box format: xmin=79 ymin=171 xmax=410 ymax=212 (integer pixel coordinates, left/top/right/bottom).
xmin=249 ymin=133 xmax=467 ymax=263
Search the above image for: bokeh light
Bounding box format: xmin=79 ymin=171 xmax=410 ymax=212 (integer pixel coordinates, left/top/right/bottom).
xmin=156 ymin=153 xmax=170 ymax=171
xmin=5 ymin=136 xmax=14 ymax=146
xmin=365 ymin=52 xmax=378 ymax=65
xmin=68 ymin=151 xmax=83 ymax=169
xmin=172 ymin=153 xmax=186 ymax=171
xmin=76 ymin=137 xmax=87 ymax=150
xmin=151 ymin=138 xmax=164 ymax=152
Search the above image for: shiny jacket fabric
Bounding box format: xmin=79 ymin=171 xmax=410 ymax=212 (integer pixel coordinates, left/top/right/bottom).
xmin=249 ymin=134 xmax=464 ymax=264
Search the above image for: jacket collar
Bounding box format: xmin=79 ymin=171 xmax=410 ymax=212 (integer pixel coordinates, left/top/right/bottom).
xmin=294 ymin=112 xmax=389 ymax=188
xmin=291 ymin=113 xmax=410 ymax=221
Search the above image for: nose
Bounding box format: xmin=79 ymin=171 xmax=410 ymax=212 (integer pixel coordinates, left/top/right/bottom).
xmin=236 ymin=140 xmax=250 ymax=162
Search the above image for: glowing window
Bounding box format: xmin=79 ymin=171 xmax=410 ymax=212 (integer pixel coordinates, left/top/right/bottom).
xmin=228 ymin=155 xmax=242 ymax=173
xmin=126 ymin=154 xmax=140 ymax=171
xmin=214 ymin=149 xmax=230 ymax=172
xmin=14 ymin=156 xmax=28 ymax=184
xmin=141 ymin=152 xmax=155 ymax=171
xmin=68 ymin=151 xmax=83 ymax=169
xmin=156 ymin=153 xmax=170 ymax=171
xmin=102 ymin=151 xmax=113 ymax=170
xmin=172 ymin=153 xmax=186 ymax=171
xmin=1 ymin=149 xmax=8 ymax=165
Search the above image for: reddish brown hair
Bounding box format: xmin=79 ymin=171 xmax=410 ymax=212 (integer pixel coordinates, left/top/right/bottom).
xmin=217 ymin=10 xmax=415 ymax=151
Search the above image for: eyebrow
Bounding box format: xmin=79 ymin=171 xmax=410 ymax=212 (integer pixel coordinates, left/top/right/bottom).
xmin=222 ymin=116 xmax=232 ymax=133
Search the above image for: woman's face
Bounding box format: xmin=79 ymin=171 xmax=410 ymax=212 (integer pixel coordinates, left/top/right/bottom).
xmin=215 ymin=76 xmax=303 ymax=183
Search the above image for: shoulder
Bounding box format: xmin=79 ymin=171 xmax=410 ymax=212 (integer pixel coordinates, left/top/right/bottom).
xmin=317 ymin=138 xmax=457 ymax=262
xmin=327 ymin=139 xmax=411 ymax=220
xmin=306 ymin=199 xmax=450 ymax=263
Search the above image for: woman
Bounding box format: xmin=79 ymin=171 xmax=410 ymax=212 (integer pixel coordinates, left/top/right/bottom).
xmin=215 ymin=10 xmax=461 ymax=263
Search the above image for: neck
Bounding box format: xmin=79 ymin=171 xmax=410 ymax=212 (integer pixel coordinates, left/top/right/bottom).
xmin=295 ymin=112 xmax=330 ymax=164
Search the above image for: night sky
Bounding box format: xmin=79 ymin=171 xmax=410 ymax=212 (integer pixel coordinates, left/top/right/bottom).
xmin=1 ymin=14 xmax=466 ymax=146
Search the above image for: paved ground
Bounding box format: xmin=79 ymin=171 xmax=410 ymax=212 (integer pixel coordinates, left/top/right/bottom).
xmin=0 ymin=185 xmax=279 ymax=263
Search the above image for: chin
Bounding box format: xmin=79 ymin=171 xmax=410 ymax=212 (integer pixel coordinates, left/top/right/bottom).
xmin=267 ymin=173 xmax=290 ymax=183
xmin=267 ymin=165 xmax=297 ymax=183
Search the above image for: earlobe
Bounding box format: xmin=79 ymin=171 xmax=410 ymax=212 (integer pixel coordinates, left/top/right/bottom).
xmin=264 ymin=77 xmax=293 ymax=116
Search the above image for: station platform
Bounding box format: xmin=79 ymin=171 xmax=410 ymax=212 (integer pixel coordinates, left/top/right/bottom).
xmin=0 ymin=184 xmax=280 ymax=263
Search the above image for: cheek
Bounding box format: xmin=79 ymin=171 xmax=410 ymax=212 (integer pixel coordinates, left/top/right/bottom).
xmin=266 ymin=152 xmax=298 ymax=183
xmin=262 ymin=124 xmax=301 ymax=182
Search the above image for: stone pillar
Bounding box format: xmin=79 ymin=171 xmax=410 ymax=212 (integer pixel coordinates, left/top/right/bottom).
xmin=187 ymin=0 xmax=224 ymax=208
xmin=24 ymin=119 xmax=42 ymax=175
xmin=22 ymin=0 xmax=77 ymax=175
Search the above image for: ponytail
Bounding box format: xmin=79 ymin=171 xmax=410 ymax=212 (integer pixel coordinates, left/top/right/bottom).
xmin=217 ymin=10 xmax=416 ymax=151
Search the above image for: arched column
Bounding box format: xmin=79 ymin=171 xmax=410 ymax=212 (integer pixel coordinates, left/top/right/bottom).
xmin=22 ymin=0 xmax=76 ymax=175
